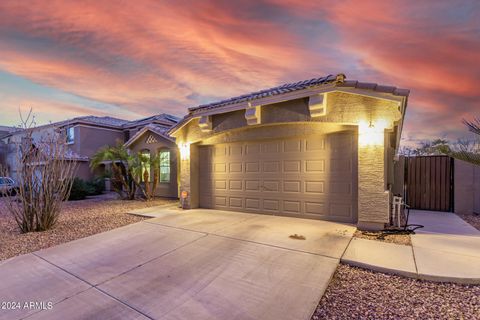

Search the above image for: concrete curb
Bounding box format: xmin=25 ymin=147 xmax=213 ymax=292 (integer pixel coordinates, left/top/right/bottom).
xmin=340 ymin=258 xmax=418 ymax=279
xmin=341 ymin=241 xmax=480 ymax=285
xmin=127 ymin=203 xmax=179 ymax=217
xmin=341 ymin=258 xmax=480 ymax=285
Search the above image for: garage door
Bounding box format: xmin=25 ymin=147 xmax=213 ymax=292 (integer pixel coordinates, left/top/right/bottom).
xmin=199 ymin=131 xmax=357 ymax=222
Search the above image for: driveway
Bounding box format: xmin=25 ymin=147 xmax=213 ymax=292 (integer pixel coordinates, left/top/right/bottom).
xmin=0 ymin=208 xmax=355 ymax=320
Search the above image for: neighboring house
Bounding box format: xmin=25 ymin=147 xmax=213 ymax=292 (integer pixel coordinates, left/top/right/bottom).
xmin=0 ymin=126 xmax=18 ymax=170
xmin=169 ymin=74 xmax=410 ymax=230
xmin=2 ymin=114 xmax=180 ymax=189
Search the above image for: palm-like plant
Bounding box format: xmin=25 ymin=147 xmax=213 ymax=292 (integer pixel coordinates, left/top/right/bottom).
xmin=90 ymin=142 xmax=137 ymax=200
xmin=134 ymin=152 xmax=160 ymax=200
xmin=446 ymin=118 xmax=480 ymax=165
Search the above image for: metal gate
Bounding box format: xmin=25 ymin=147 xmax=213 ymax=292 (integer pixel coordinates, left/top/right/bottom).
xmin=405 ymin=156 xmax=454 ymax=211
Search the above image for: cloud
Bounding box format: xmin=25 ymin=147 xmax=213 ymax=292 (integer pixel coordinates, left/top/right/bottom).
xmin=0 ymin=0 xmax=338 ymax=115
xmin=0 ymin=0 xmax=478 ymax=144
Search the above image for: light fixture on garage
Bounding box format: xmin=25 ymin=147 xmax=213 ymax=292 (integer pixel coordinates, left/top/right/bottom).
xmin=179 ymin=143 xmax=190 ymax=161
xmin=359 ymin=119 xmax=388 ymax=146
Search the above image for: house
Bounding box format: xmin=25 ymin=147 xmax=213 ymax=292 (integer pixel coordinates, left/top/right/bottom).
xmin=0 ymin=125 xmax=17 ymax=169
xmin=2 ymin=114 xmax=180 ymax=195
xmin=169 ymin=74 xmax=409 ymax=230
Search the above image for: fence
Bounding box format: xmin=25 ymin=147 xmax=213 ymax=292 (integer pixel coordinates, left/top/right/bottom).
xmin=404 ymin=156 xmax=454 ymax=212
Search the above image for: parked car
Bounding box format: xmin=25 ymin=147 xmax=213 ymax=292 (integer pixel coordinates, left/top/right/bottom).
xmin=0 ymin=177 xmax=17 ymax=196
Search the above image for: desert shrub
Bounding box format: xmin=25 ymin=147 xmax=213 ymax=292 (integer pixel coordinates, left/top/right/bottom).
xmin=86 ymin=177 xmax=104 ymax=196
xmin=69 ymin=178 xmax=89 ymax=200
xmin=1 ymin=110 xmax=78 ymax=232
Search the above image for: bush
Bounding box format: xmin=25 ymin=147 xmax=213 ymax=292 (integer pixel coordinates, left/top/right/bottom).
xmin=69 ymin=178 xmax=89 ymax=201
xmin=86 ymin=178 xmax=104 ymax=196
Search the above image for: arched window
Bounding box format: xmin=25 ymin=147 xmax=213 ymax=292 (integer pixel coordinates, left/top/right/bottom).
xmin=159 ymin=149 xmax=170 ymax=183
xmin=140 ymin=149 xmax=151 ymax=182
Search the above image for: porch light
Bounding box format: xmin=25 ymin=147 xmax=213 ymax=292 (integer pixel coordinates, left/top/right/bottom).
xmin=358 ymin=119 xmax=388 ymax=146
xmin=179 ymin=143 xmax=190 ymax=161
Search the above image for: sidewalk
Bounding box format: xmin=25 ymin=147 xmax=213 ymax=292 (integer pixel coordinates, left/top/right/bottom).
xmin=341 ymin=210 xmax=480 ymax=284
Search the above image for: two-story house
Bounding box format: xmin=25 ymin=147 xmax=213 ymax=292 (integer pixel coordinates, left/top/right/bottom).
xmin=2 ymin=114 xmax=180 ymax=197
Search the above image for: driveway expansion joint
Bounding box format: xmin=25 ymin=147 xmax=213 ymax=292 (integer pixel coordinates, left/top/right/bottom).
xmin=32 ymin=252 xmax=155 ymax=320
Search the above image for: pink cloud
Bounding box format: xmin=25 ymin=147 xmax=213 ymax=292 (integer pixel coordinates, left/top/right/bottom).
xmin=0 ymin=0 xmax=478 ymax=144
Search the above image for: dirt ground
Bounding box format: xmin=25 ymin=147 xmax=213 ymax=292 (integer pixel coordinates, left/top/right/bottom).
xmin=312 ymin=264 xmax=480 ymax=320
xmin=0 ymin=193 xmax=177 ymax=261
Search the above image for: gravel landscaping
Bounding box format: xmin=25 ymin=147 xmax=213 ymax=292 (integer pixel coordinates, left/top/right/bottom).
xmin=456 ymin=212 xmax=480 ymax=231
xmin=0 ymin=193 xmax=177 ymax=261
xmin=312 ymin=264 xmax=480 ymax=320
xmin=354 ymin=230 xmax=412 ymax=246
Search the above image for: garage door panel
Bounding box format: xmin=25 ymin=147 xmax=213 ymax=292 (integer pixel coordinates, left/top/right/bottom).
xmin=305 ymin=137 xmax=326 ymax=151
xmin=245 ymin=198 xmax=261 ymax=210
xmin=330 ymin=203 xmax=352 ymax=217
xmin=263 ymin=199 xmax=280 ymax=212
xmin=262 ymin=141 xmax=281 ymax=153
xmin=199 ymin=131 xmax=357 ymax=222
xmin=283 ymin=200 xmax=301 ymax=213
xmin=245 ymin=180 xmax=260 ymax=191
xmin=229 ymin=180 xmax=243 ymax=191
xmin=262 ymin=161 xmax=280 ymax=173
xmin=283 ymin=180 xmax=301 ymax=193
xmin=305 ymin=181 xmax=325 ymax=194
xmin=283 ymin=160 xmax=301 ymax=172
xmin=228 ymin=162 xmax=243 ymax=173
xmin=284 ymin=139 xmax=302 ymax=152
xmin=305 ymin=160 xmax=325 ymax=172
xmin=245 ymin=162 xmax=260 ymax=172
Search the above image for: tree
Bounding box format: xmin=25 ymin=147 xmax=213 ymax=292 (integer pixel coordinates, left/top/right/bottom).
xmin=400 ymin=139 xmax=451 ymax=156
xmin=90 ymin=143 xmax=160 ymax=200
xmin=448 ymin=118 xmax=480 ymax=165
xmin=1 ymin=110 xmax=78 ymax=233
xmin=90 ymin=142 xmax=137 ymax=200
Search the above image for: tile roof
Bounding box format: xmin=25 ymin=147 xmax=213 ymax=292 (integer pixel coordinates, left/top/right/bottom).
xmin=122 ymin=113 xmax=180 ymax=128
xmin=188 ymin=73 xmax=410 ymax=115
xmin=189 ymin=75 xmax=337 ymax=113
xmin=72 ymin=116 xmax=130 ymax=127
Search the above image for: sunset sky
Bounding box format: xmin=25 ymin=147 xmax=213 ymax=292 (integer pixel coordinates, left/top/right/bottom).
xmin=0 ymin=0 xmax=478 ymax=145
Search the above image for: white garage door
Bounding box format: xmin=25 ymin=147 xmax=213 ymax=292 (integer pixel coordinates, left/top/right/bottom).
xmin=199 ymin=131 xmax=357 ymax=222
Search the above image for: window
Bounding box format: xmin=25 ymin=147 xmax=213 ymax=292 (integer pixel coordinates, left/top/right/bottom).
xmin=141 ymin=150 xmax=151 ymax=182
xmin=159 ymin=150 xmax=170 ymax=183
xmin=66 ymin=127 xmax=74 ymax=144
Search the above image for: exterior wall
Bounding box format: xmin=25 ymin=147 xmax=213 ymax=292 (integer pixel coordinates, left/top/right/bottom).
xmin=455 ymin=159 xmax=480 ymax=214
xmin=392 ymin=156 xmax=405 ymax=197
xmin=128 ymin=131 xmax=178 ymax=198
xmin=69 ymin=125 xmax=124 ymax=158
xmin=3 ymin=126 xmax=57 ymax=180
xmin=174 ymin=92 xmax=403 ymax=229
xmin=76 ymin=162 xmax=93 ymax=180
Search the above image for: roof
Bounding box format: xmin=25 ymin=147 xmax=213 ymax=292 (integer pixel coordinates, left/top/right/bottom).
xmin=73 ymin=116 xmax=129 ymax=127
xmin=189 ymin=75 xmax=337 ymax=113
xmin=188 ymin=73 xmax=409 ymax=114
xmin=170 ymin=73 xmax=410 ymax=135
xmin=122 ymin=113 xmax=180 ymax=129
xmin=3 ymin=113 xmax=180 ymax=138
xmin=124 ymin=124 xmax=175 ymax=148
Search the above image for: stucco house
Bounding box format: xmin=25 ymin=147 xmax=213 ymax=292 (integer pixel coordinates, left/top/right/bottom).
xmin=0 ymin=125 xmax=17 ymax=169
xmin=169 ymin=74 xmax=409 ymax=230
xmin=2 ymin=114 xmax=180 ymax=194
xmin=124 ymin=123 xmax=178 ymax=198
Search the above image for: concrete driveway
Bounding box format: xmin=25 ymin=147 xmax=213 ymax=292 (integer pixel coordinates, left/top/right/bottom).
xmin=0 ymin=208 xmax=355 ymax=320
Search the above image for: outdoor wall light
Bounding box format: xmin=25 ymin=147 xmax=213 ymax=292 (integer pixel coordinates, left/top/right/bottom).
xmin=179 ymin=143 xmax=190 ymax=160
xmin=358 ymin=119 xmax=388 ymax=146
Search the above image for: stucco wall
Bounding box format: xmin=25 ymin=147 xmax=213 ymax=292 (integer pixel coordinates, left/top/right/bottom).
xmin=455 ymin=159 xmax=480 ymax=214
xmin=70 ymin=126 xmax=124 ymax=157
xmin=128 ymin=131 xmax=178 ymax=198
